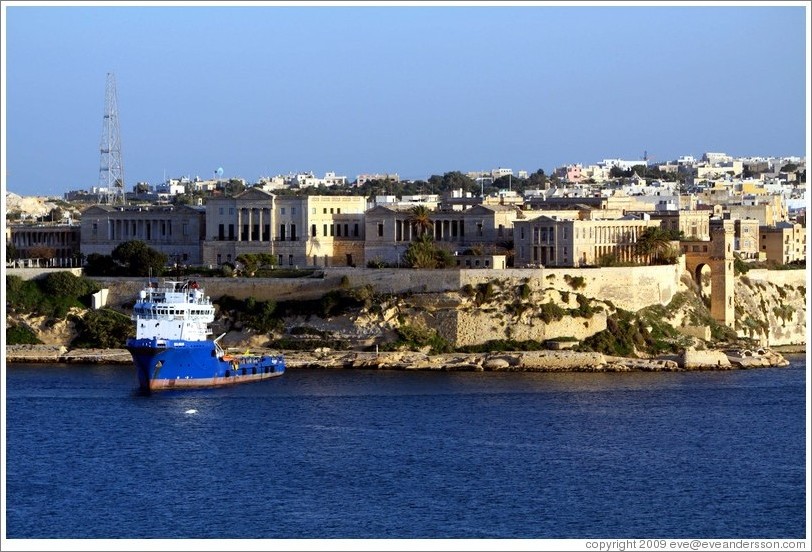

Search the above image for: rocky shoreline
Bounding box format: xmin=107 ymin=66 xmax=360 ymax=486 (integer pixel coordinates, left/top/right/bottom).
xmin=5 ymin=344 xmax=796 ymax=371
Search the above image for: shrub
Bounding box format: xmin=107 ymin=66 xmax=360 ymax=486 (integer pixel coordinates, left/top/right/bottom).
xmin=564 ymin=274 xmax=586 ymax=290
xmin=7 ymin=323 xmax=43 ymax=345
xmin=71 ymin=308 xmax=132 ymax=349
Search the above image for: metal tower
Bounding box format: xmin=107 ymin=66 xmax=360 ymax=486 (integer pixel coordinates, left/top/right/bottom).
xmin=98 ymin=72 xmax=126 ymax=205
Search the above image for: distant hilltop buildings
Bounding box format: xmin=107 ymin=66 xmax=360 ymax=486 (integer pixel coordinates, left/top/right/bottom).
xmin=6 ymin=151 xmax=805 ymax=275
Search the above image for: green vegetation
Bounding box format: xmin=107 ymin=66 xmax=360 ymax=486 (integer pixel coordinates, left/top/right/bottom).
xmin=563 ymin=274 xmax=586 ymax=290
xmin=575 ymin=310 xmax=657 ymax=357
xmin=537 ymin=301 xmax=566 ymax=323
xmin=380 ymin=324 xmax=452 ymax=354
xmin=403 ymin=235 xmax=454 ymax=269
xmin=7 ymin=323 xmax=43 ymax=345
xmin=6 ymin=273 xmax=99 ymax=318
xmin=634 ymin=227 xmax=679 ymax=265
xmin=84 ymin=240 xmax=168 ymax=277
xmin=235 ymin=253 xmax=277 ymax=276
xmin=217 ymin=295 xmax=280 ymax=333
xmin=70 ymin=308 xmax=132 ymax=348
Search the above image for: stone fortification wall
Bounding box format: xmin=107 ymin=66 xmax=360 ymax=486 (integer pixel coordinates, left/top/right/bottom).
xmin=452 ymin=308 xmax=607 ymax=347
xmin=89 ymin=265 xmax=681 ymax=315
xmin=743 ymin=268 xmax=807 ymax=288
xmin=734 ymin=269 xmax=806 ymax=347
xmin=457 ymin=264 xmax=682 ymax=312
xmin=6 ymin=267 xmax=83 ymax=281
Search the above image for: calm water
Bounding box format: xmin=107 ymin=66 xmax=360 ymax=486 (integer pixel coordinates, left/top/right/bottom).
xmin=5 ymin=357 xmax=807 ymax=539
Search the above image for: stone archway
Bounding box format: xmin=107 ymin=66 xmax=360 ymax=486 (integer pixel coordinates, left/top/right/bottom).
xmin=681 ymin=220 xmax=735 ymax=328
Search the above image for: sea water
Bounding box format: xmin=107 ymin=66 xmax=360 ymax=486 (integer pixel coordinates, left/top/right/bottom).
xmin=5 ymin=357 xmax=807 ymax=539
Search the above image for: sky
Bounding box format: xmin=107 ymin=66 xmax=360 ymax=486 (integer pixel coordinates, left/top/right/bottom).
xmin=1 ymin=1 xmax=809 ymax=198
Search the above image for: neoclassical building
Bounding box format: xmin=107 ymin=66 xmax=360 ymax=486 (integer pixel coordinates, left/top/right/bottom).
xmin=7 ymin=223 xmax=82 ymax=267
xmin=363 ymin=204 xmax=523 ymax=265
xmin=80 ymin=204 xmax=206 ymax=265
xmin=513 ymin=214 xmax=661 ymax=267
xmin=201 ymin=188 xmax=367 ymax=267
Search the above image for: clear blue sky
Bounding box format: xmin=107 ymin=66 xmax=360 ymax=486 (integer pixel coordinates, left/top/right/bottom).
xmin=2 ymin=2 xmax=809 ymax=197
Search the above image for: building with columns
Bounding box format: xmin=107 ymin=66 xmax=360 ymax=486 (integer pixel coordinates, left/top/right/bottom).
xmin=7 ymin=223 xmax=82 ymax=267
xmin=513 ymin=214 xmax=661 ymax=267
xmin=80 ymin=204 xmax=206 ymax=265
xmin=201 ymin=188 xmax=367 ymax=268
xmin=363 ymin=204 xmax=523 ymax=265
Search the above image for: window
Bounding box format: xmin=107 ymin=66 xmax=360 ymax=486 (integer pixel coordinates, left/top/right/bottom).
xmin=354 ymin=223 xmax=359 ymax=237
xmin=229 ymin=208 xmax=234 ymax=215
xmin=323 ymin=224 xmax=328 ymax=236
xmin=183 ymin=223 xmax=189 ymax=236
xmin=378 ymin=223 xmax=384 ymax=237
xmin=311 ymin=224 xmax=317 ymax=237
xmin=219 ymin=207 xmax=224 ymax=215
xmin=281 ymin=207 xmax=286 ymax=215
xmin=288 ymin=255 xmax=294 ymax=266
xmin=291 ymin=207 xmax=296 ymax=215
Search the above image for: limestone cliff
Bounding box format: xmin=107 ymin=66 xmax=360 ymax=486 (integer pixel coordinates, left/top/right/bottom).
xmin=734 ymin=269 xmax=807 ymax=346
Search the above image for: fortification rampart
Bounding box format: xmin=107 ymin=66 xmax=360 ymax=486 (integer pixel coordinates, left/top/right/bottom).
xmin=86 ymin=265 xmax=682 ymax=313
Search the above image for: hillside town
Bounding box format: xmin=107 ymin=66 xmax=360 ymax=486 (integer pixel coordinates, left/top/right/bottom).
xmin=6 ymin=151 xmax=806 ymax=274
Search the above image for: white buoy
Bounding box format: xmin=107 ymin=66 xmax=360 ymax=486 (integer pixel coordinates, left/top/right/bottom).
xmin=185 ymin=409 xmax=198 ymax=414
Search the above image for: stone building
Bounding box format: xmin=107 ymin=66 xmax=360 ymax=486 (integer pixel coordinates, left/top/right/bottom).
xmin=759 ymin=222 xmax=806 ymax=265
xmin=513 ymin=214 xmax=661 ymax=267
xmin=201 ymin=188 xmax=366 ymax=268
xmin=7 ymin=223 xmax=82 ymax=267
xmin=733 ymin=218 xmax=762 ymax=260
xmin=649 ymin=209 xmax=711 ymax=240
xmin=363 ymin=204 xmax=522 ymax=266
xmin=80 ymin=204 xmax=206 ymax=265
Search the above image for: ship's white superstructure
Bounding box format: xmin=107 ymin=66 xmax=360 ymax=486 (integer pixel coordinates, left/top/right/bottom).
xmin=131 ymin=280 xmax=214 ymax=341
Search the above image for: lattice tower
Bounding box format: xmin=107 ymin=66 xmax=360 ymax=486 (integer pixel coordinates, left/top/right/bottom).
xmin=98 ymin=72 xmax=126 ymax=205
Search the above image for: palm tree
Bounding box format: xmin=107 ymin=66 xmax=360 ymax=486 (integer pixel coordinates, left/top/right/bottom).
xmin=635 ymin=227 xmax=676 ymax=265
xmin=408 ymin=205 xmax=434 ymax=239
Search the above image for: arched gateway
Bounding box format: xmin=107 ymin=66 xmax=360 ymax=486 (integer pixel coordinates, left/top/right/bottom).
xmin=681 ymin=220 xmax=735 ymax=328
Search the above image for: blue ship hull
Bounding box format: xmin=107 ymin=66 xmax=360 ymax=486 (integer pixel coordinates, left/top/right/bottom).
xmin=126 ymin=337 xmax=285 ymax=392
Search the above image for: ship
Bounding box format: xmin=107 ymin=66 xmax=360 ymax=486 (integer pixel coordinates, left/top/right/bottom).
xmin=125 ymin=279 xmax=285 ymax=392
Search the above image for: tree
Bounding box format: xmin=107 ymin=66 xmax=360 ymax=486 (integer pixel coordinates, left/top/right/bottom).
xmin=84 ymin=253 xmax=119 ymax=276
xmin=48 ymin=207 xmax=65 ymax=222
xmin=526 ymin=169 xmax=548 ymax=189
xmin=6 ymin=242 xmax=18 ymax=263
xmin=41 ymin=271 xmax=99 ymax=298
xmin=27 ymin=246 xmax=56 ymax=262
xmin=609 ymin=166 xmax=626 ymax=179
xmin=111 ymin=240 xmax=168 ymax=276
xmin=403 ymin=235 xmax=454 ymax=269
xmin=635 ymin=227 xmax=677 ymax=265
xmin=408 ymin=205 xmax=434 ymax=238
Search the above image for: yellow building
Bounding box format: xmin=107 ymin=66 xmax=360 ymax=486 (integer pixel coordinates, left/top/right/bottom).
xmin=759 ymin=222 xmax=806 ymax=264
xmin=514 ymin=215 xmax=661 ymax=267
xmin=202 ymin=189 xmax=367 ymax=267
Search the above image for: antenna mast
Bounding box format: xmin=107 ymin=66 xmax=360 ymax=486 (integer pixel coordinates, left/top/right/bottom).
xmin=98 ymin=72 xmax=126 ymax=205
